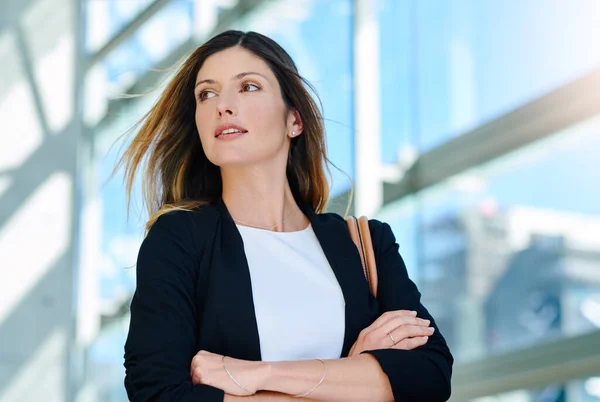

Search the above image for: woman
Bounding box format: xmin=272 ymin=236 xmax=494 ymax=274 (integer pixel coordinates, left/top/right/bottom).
xmin=120 ymin=30 xmax=453 ymax=401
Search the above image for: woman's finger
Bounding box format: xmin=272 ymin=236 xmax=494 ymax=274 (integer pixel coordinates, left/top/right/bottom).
xmin=374 ymin=315 xmax=431 ymax=338
xmin=371 ymin=310 xmax=417 ymax=328
xmin=359 ymin=312 xmax=416 ymax=339
xmin=373 ymin=312 xmax=431 ymax=332
xmin=392 ymin=336 xmax=429 ymax=351
xmin=389 ymin=324 xmax=435 ymax=342
xmin=361 ymin=322 xmax=431 ymax=352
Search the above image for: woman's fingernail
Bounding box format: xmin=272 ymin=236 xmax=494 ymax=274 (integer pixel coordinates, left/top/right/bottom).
xmin=428 ymin=327 xmax=435 ymax=333
xmin=411 ymin=311 xmax=418 ymax=315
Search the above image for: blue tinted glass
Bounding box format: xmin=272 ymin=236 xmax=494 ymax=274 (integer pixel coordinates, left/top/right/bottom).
xmin=379 ymin=0 xmax=600 ymax=156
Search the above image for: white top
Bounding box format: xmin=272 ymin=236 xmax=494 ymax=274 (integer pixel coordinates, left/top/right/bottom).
xmin=237 ymin=223 xmax=346 ymax=362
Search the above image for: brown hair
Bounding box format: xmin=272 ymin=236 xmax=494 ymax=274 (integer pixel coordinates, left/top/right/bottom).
xmin=113 ymin=30 xmax=334 ymax=233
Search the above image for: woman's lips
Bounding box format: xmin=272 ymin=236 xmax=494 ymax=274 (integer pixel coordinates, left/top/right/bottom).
xmin=216 ymin=131 xmax=247 ymax=141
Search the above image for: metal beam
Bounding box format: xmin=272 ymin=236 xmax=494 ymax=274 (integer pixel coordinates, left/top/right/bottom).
xmin=450 ymin=330 xmax=600 ymax=401
xmin=383 ymin=67 xmax=600 ymax=205
xmin=330 ymin=67 xmax=600 ymax=217
xmin=85 ymin=0 xmax=172 ymax=71
xmin=0 ymin=0 xmax=37 ymax=33
xmin=353 ymin=0 xmax=382 ymax=216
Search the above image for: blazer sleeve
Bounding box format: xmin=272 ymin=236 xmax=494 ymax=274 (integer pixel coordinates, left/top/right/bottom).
xmin=123 ymin=211 xmax=224 ymax=402
xmin=361 ymin=220 xmax=454 ymax=402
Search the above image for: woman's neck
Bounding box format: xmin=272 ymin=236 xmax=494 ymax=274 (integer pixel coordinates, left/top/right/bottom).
xmin=221 ymin=166 xmax=308 ymax=232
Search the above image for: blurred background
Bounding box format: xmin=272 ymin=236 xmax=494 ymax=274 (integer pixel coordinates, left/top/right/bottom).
xmin=1 ymin=0 xmax=600 ymax=401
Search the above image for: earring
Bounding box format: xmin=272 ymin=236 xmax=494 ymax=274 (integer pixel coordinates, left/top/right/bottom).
xmin=291 ymin=131 xmax=296 ymax=137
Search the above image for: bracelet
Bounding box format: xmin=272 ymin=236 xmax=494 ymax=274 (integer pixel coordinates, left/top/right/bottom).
xmin=222 ymin=355 xmax=251 ymax=394
xmin=294 ymin=359 xmax=327 ymax=398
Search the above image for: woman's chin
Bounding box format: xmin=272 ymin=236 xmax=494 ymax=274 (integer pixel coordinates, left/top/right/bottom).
xmin=210 ymin=148 xmax=285 ymax=169
xmin=212 ymin=156 xmax=254 ymax=168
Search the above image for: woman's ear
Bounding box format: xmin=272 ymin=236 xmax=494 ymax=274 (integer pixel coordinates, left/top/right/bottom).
xmin=288 ymin=109 xmax=303 ymax=138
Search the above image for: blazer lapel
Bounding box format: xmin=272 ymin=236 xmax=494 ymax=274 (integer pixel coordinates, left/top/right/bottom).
xmin=302 ymin=204 xmax=377 ymax=357
xmin=215 ymin=200 xmax=262 ymax=361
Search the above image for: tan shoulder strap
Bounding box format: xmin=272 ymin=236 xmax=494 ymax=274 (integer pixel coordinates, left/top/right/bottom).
xmin=345 ymin=216 xmax=378 ymax=297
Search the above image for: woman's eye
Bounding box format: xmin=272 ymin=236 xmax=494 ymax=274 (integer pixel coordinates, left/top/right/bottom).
xmin=197 ymin=83 xmax=259 ymax=101
xmin=197 ymin=91 xmax=215 ymax=101
xmin=242 ymin=83 xmax=260 ymax=92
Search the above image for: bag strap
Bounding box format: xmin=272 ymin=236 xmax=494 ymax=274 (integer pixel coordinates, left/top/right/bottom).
xmin=345 ymin=216 xmax=378 ymax=297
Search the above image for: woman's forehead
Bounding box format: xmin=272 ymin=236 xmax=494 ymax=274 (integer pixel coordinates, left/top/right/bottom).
xmin=196 ymin=47 xmax=273 ymax=82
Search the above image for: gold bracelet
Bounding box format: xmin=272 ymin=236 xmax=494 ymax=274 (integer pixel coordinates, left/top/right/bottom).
xmin=294 ymin=359 xmax=327 ymax=398
xmin=222 ymin=356 xmax=251 ymax=394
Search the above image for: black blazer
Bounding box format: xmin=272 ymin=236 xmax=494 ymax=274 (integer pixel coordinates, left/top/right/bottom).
xmin=124 ymin=199 xmax=453 ymax=401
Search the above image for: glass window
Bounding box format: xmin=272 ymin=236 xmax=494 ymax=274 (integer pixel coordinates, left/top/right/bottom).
xmin=84 ymin=0 xmax=194 ymax=127
xmin=379 ymin=0 xmax=600 ymax=157
xmin=83 ymin=96 xmax=154 ymax=401
xmin=86 ymin=0 xmax=156 ymax=53
xmin=470 ymin=377 xmax=600 ymax=401
xmin=84 ymin=318 xmax=130 ymax=402
xmin=380 ymin=114 xmax=600 ymax=363
xmin=98 ymin=0 xmax=193 ymax=91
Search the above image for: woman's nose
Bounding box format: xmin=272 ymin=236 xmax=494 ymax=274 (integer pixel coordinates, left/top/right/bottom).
xmin=216 ymin=93 xmax=237 ymax=116
xmin=218 ymin=107 xmax=235 ymax=116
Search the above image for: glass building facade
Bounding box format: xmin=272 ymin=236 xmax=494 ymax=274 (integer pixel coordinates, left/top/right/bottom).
xmin=1 ymin=0 xmax=599 ymax=401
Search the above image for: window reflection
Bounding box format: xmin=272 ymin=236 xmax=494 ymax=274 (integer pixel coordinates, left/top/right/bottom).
xmin=382 ymin=120 xmax=600 ymax=363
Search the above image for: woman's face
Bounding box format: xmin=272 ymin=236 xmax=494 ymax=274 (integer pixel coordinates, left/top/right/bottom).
xmin=194 ymin=46 xmax=300 ymax=168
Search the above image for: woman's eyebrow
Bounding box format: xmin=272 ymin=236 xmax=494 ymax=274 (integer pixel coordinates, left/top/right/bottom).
xmin=195 ymin=71 xmax=267 ymax=89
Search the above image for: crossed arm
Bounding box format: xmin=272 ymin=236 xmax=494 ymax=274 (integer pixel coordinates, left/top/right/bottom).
xmin=219 ymin=354 xmax=392 ymax=402
xmin=192 ymin=311 xmax=435 ymax=401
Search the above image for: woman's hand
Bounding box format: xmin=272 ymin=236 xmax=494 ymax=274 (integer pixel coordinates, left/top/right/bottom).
xmin=190 ymin=350 xmax=269 ymax=396
xmin=348 ymin=310 xmax=434 ymax=356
